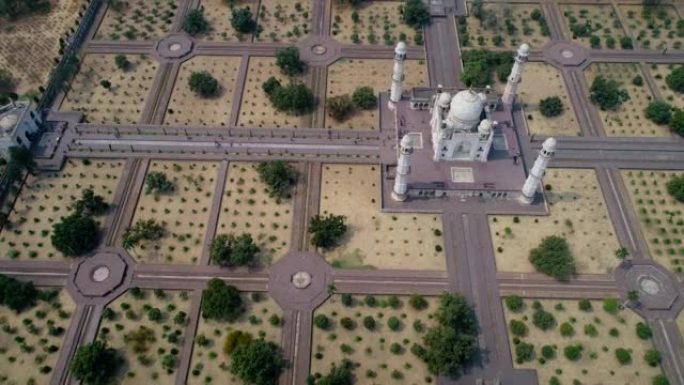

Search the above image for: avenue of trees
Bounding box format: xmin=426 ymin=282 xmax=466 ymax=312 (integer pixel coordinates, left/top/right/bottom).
xmin=201 ymin=278 xmax=244 ymax=321
xmin=188 ymin=71 xmax=220 ymax=98
xmin=327 ymin=86 xmax=378 ymax=122
xmin=309 ymin=214 xmax=347 ymax=249
xmin=69 ymin=340 xmax=121 ymax=385
xmin=256 ymin=160 xmax=298 ymax=199
xmin=210 ymin=233 xmax=260 ymax=267
xmin=461 ymin=50 xmax=513 ymax=87
xmin=589 ymin=75 xmax=629 ymax=111
xmin=529 ymin=235 xmax=577 ymax=281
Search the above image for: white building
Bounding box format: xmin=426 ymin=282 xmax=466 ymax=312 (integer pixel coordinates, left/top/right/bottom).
xmin=0 ymin=102 xmax=41 ymax=159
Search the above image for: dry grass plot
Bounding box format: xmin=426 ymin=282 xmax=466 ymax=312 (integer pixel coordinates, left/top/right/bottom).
xmin=0 ymin=159 xmax=123 ymax=260
xmin=200 ymin=0 xmax=259 ymax=41
xmin=330 ymin=1 xmax=417 ymax=45
xmin=649 ymin=64 xmax=684 ymax=110
xmin=164 ymin=56 xmax=242 ymax=126
xmin=618 ymin=5 xmax=684 ymax=50
xmin=585 ymin=63 xmax=669 ymax=137
xmin=97 ymin=289 xmax=191 ymax=384
xmin=311 ymin=294 xmax=438 ymax=385
xmin=0 ymin=0 xmax=86 ymax=95
xmin=621 ymin=170 xmax=684 ymax=275
xmin=320 ymin=164 xmax=444 ymax=270
xmin=503 ymin=298 xmax=662 ymax=385
xmin=518 ymin=62 xmax=581 ymax=136
xmin=256 ymin=0 xmax=311 ymax=43
xmin=462 ymin=2 xmax=549 ymax=49
xmin=560 ymin=4 xmax=628 ymax=50
xmin=129 ymin=161 xmax=218 ymax=264
xmin=0 ymin=290 xmax=74 ymax=385
xmin=326 ymin=58 xmax=426 ymax=130
xmin=94 ymin=0 xmax=177 ymax=40
xmin=216 ymin=162 xmax=293 ymax=266
xmin=60 ymin=54 xmax=158 ymax=124
xmin=491 ymin=169 xmax=619 ymax=274
xmin=238 ymin=56 xmax=311 ymax=128
xmin=188 ymin=293 xmax=282 ymax=385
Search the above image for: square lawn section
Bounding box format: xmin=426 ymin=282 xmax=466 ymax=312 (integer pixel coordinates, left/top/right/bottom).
xmin=330 ymin=1 xmax=417 ymax=45
xmin=94 ymin=0 xmax=176 ymax=40
xmin=188 ymin=293 xmax=282 ymax=384
xmin=0 ymin=159 xmax=123 ymax=260
xmin=319 ymin=164 xmax=445 ymax=270
xmin=490 ymin=169 xmax=619 ymax=274
xmin=461 ymin=1 xmax=549 ymax=49
xmin=255 ymin=0 xmax=312 ymax=43
xmin=503 ymin=298 xmax=662 ymax=385
xmin=559 ymin=3 xmax=628 ymax=50
xmin=311 ymin=294 xmax=438 ymax=384
xmin=215 ymin=162 xmax=293 ymax=266
xmin=97 ymin=289 xmax=191 ymax=384
xmin=618 ymin=4 xmax=684 ymax=50
xmin=128 ymin=161 xmax=219 ymax=264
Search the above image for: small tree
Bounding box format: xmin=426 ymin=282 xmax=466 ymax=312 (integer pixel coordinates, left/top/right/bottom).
xmin=145 ymin=171 xmax=174 ymax=195
xmin=352 ymin=86 xmax=377 ymax=109
xmin=532 ymin=308 xmax=556 ymax=330
xmin=231 ymin=7 xmax=256 ymax=34
xmin=230 ymin=339 xmax=284 ymax=385
xmin=665 ymin=66 xmax=684 ymax=93
xmin=402 ymin=0 xmax=430 ymax=30
xmin=539 ymin=96 xmax=564 ymax=117
xmin=564 ymin=344 xmax=583 ymax=361
xmin=645 ymin=100 xmax=673 ymax=125
xmin=590 ymin=75 xmax=630 ymax=111
xmin=615 ymin=246 xmax=630 ymax=261
xmin=670 ymin=108 xmax=684 ymax=136
xmin=210 ymin=233 xmax=260 ymax=267
xmin=628 ymin=289 xmax=640 ymax=305
xmin=644 ymin=349 xmax=661 ymax=367
xmin=0 ymin=274 xmax=38 ymax=313
xmin=652 ymin=374 xmax=670 ymax=385
xmin=70 ymin=341 xmax=120 ymax=385
xmin=276 ymin=47 xmax=306 ymax=76
xmin=201 ymin=278 xmax=244 ymax=321
xmin=51 ymin=214 xmax=99 ymax=256
xmin=509 ymin=319 xmax=528 ymax=337
xmin=309 ymin=214 xmax=347 ymax=249
xmin=122 ymin=219 xmax=165 ymax=249
xmin=665 ymin=175 xmax=684 ymax=203
xmin=409 ymin=294 xmax=428 ymax=310
xmin=529 ymin=236 xmax=576 ymax=281
xmin=73 ymin=188 xmax=109 ymax=217
xmin=314 ymin=314 xmax=329 ymax=329
xmin=189 ymin=71 xmax=220 ymax=98
xmin=327 ymin=94 xmax=356 ymax=121
xmin=183 ymin=8 xmax=210 ymax=36
xmin=114 ymin=54 xmax=130 ymax=71
xmin=99 ymin=80 xmax=111 ymax=89
xmin=615 ymin=348 xmax=632 ymax=365
xmin=268 ymin=81 xmax=315 ymax=114
xmin=505 ymin=295 xmax=524 ymax=312
xmin=256 ymin=161 xmax=297 ymax=199
xmin=315 ymin=361 xmax=355 ymax=385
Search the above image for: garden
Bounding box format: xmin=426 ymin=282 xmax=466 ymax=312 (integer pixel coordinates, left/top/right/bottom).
xmin=490 ymin=169 xmax=619 ymax=275
xmin=618 ymin=4 xmax=684 ymax=50
xmin=319 ymin=164 xmax=444 ymax=270
xmin=0 ymin=158 xmax=123 ymax=260
xmin=560 ymin=4 xmax=629 ymax=50
xmin=330 ymin=1 xmax=418 ymax=45
xmin=163 ymin=56 xmax=242 ymax=126
xmin=503 ymin=297 xmax=665 ymax=385
xmin=127 ymin=161 xmax=218 ymax=264
xmin=59 ymin=54 xmax=158 ymax=124
xmin=94 ymin=0 xmax=177 ymax=40
xmin=255 ymin=0 xmax=311 ymax=43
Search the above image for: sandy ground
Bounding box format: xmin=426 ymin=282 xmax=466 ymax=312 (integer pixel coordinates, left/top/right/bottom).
xmin=238 ymin=56 xmax=311 ymax=128
xmin=188 ymin=293 xmax=281 ymax=385
xmin=325 ymin=58 xmax=426 ymax=130
xmin=649 ymin=64 xmax=684 ymax=110
xmin=491 ymin=169 xmax=619 ymax=274
xmin=97 ymin=289 xmax=191 ymax=384
xmin=215 ymin=162 xmax=293 ymax=266
xmin=464 ymin=1 xmax=549 ymax=49
xmin=60 ymin=54 xmax=158 ymax=124
xmin=330 ymin=1 xmax=417 ymax=45
xmin=164 ymin=56 xmax=242 ymax=126
xmin=618 ymin=5 xmax=683 ymax=50
xmin=200 ymin=0 xmax=259 ymax=41
xmin=94 ymin=0 xmax=176 ymax=40
xmin=319 ymin=164 xmax=444 ymax=270
xmin=0 ymin=290 xmax=74 ymax=385
xmin=256 ymin=0 xmax=311 ymax=43
xmin=518 ymin=62 xmax=581 ymax=136
xmin=0 ymin=0 xmax=86 ymax=95
xmin=311 ymin=294 xmax=438 ymax=385
xmin=503 ymin=298 xmax=661 ymax=385
xmin=0 ymin=159 xmax=123 ymax=261
xmin=129 ymin=161 xmax=218 ymax=264
xmin=560 ymin=4 xmax=628 ymax=50
xmin=621 ymin=170 xmax=684 ymax=275
xmin=585 ymin=62 xmax=670 ymax=137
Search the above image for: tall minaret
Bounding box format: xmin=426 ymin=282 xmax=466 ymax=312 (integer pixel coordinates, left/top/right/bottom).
xmin=520 ymin=137 xmax=556 ymax=204
xmin=388 ymin=41 xmax=407 ymax=110
xmin=392 ymin=135 xmax=413 ymax=201
xmin=502 ymin=43 xmax=530 ymax=105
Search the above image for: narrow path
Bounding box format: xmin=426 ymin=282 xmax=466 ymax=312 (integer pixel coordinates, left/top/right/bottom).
xmin=650 ymin=317 xmax=684 ymax=385
xmin=289 ymin=162 xmax=311 ymax=251
xmin=109 ymin=158 xmax=150 ymax=247
xmin=150 ymin=63 xmax=181 ymax=124
xmin=102 ymin=158 xmax=138 ymax=245
xmin=229 ymin=54 xmax=250 ymax=128
xmin=51 ymin=304 xmax=103 ymax=385
xmin=640 ymin=62 xmax=664 ymax=101
xmin=174 ymin=289 xmax=203 ymax=385
xmin=311 ymin=66 xmax=328 ymax=129
xmin=541 ymin=1 xmax=564 ymax=41
xmin=302 ymin=162 xmax=322 ymax=252
xmin=140 ymin=63 xmax=173 ymax=124
xmin=199 ymin=160 xmax=229 ymax=265
xmin=563 ymin=68 xmax=602 ymax=136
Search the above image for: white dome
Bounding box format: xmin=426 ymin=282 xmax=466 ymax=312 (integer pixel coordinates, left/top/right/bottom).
xmin=447 ymin=90 xmax=485 ymax=129
xmin=478 ymin=119 xmax=493 ymax=135
xmin=542 ymin=137 xmax=557 ymax=152
xmin=437 ymin=92 xmax=451 ymax=108
xmin=395 ymin=41 xmax=407 ymax=55
xmin=400 ymin=134 xmax=412 ymax=148
xmin=0 ymin=114 xmax=18 ymax=131
xmin=518 ymin=43 xmax=530 ymax=55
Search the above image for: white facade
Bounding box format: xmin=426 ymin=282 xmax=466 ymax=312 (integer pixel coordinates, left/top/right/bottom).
xmin=0 ymin=102 xmax=41 ymax=159
xmin=391 ymin=135 xmax=413 ymax=201
xmin=502 ymin=43 xmax=530 ymax=105
xmin=520 ymin=137 xmax=556 ymax=204
xmin=388 ymin=41 xmax=407 ymax=109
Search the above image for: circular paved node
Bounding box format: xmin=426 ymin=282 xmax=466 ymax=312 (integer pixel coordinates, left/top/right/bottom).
xmin=296 ymin=36 xmax=342 ymax=67
xmin=543 ymin=41 xmax=589 ymax=67
xmin=67 ymin=251 xmax=135 ymax=305
xmin=620 ymin=261 xmax=680 ymax=312
xmin=154 ymin=33 xmax=195 ymax=62
xmin=268 ymin=251 xmax=333 ymax=311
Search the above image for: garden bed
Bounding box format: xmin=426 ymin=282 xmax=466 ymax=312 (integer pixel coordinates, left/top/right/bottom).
xmin=461 ymin=1 xmax=549 ymax=49
xmin=255 ymin=0 xmax=311 ymax=43
xmin=330 ymin=1 xmax=417 ymax=46
xmin=94 ymin=0 xmax=177 ymax=40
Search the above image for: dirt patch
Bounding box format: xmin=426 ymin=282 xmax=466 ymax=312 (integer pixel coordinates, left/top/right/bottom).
xmin=518 ymin=62 xmax=581 ymax=136
xmin=618 ymin=4 xmax=683 ymax=50
xmin=129 ymin=161 xmax=219 ymax=264
xmin=325 ymin=58 xmax=426 ymax=130
xmin=188 ymin=293 xmax=281 ymax=385
xmin=491 ymin=169 xmax=619 ymax=274
xmin=585 ymin=62 xmax=669 ymax=137
xmin=503 ymin=298 xmax=661 ymax=385
xmin=0 ymin=159 xmax=123 ymax=260
xmin=199 ymin=0 xmax=259 ymax=42
xmin=560 ymin=4 xmax=628 ymax=50
xmin=0 ymin=290 xmax=75 ymax=385
xmin=330 ymin=1 xmax=417 ymax=46
xmin=215 ymin=162 xmax=293 ymax=266
xmin=463 ymin=1 xmax=549 ymax=49
xmin=97 ymin=289 xmax=191 ymax=384
xmin=60 ymin=54 xmax=158 ymax=124
xmin=94 ymin=0 xmax=176 ymax=40
xmin=0 ymin=0 xmax=86 ymax=95
xmin=311 ymin=294 xmax=438 ymax=384
xmin=164 ymin=56 xmax=242 ymax=126
xmin=238 ymin=56 xmax=311 ymax=128
xmin=621 ymin=170 xmax=684 ymax=275
xmin=319 ymin=164 xmax=444 ymax=270
xmin=256 ymin=0 xmax=311 ymax=43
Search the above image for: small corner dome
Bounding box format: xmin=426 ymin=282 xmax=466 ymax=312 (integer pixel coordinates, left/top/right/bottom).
xmin=518 ymin=43 xmax=530 ymax=55
xmin=437 ymin=92 xmax=451 ymax=108
xmin=400 ymin=135 xmax=413 ymax=148
xmin=395 ymin=41 xmax=407 ymax=54
xmin=447 ymin=90 xmax=485 ymax=126
xmin=478 ymin=119 xmax=493 ymax=135
xmin=542 ymin=137 xmax=557 ymax=152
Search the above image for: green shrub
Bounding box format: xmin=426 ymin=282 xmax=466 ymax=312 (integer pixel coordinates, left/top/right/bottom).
xmin=636 ymin=322 xmax=653 ymax=339
xmin=615 ymin=348 xmax=631 ymax=365
xmin=644 ymin=349 xmax=661 ymax=367
xmin=532 ymin=309 xmax=556 ymax=331
xmin=564 ymin=344 xmax=583 ymax=361
xmin=509 ymin=320 xmax=528 ymax=337
xmin=314 ymin=314 xmax=329 ymax=330
xmin=602 ymin=298 xmax=619 ymax=315
xmin=505 ymin=295 xmax=524 ymax=312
